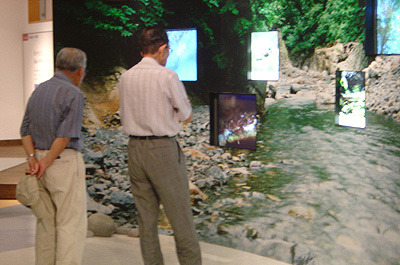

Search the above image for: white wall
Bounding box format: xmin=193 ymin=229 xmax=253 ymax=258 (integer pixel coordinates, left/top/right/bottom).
xmin=0 ymin=0 xmax=52 ymax=140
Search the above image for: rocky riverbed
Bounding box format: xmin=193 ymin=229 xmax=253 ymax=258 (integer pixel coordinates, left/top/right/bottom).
xmin=81 ymin=50 xmax=400 ymax=264
xmin=266 ymin=53 xmax=400 ymax=122
xmin=82 ymin=101 xmax=400 ymax=264
xmin=83 ymin=105 xmax=260 ymax=225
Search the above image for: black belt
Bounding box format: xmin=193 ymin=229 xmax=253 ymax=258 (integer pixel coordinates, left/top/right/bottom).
xmin=129 ymin=135 xmax=173 ymax=140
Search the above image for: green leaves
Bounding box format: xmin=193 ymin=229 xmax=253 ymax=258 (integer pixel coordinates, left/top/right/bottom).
xmin=251 ymin=0 xmax=365 ymax=62
xmin=58 ymin=0 xmax=167 ymax=38
xmin=81 ymin=0 xmax=138 ymax=37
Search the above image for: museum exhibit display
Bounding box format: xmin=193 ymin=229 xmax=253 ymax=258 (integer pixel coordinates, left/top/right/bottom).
xmin=47 ymin=1 xmax=400 ymax=264
xmin=165 ymin=28 xmax=198 ymax=81
xmin=335 ymin=71 xmax=366 ymax=128
xmin=365 ymin=0 xmax=400 ymax=55
xmin=248 ymin=31 xmax=280 ymax=81
xmin=210 ymin=92 xmax=258 ymax=150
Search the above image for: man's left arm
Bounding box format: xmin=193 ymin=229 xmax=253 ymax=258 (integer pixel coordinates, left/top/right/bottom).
xmin=21 ymin=135 xmax=39 ymax=176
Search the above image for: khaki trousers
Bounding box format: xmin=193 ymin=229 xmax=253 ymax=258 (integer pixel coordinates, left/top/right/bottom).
xmin=128 ymin=137 xmax=201 ymax=265
xmin=35 ymin=149 xmax=87 ymax=265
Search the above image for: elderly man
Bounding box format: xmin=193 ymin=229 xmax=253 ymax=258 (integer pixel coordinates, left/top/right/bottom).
xmin=119 ymin=28 xmax=201 ymax=265
xmin=20 ymin=47 xmax=88 ymax=265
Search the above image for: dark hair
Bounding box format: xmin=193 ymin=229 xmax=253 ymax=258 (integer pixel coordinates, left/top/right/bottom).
xmin=139 ymin=28 xmax=169 ymax=54
xmin=56 ymin=47 xmax=87 ymax=72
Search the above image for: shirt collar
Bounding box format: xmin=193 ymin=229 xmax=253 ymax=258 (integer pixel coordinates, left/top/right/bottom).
xmin=54 ymin=71 xmax=73 ymax=84
xmin=141 ymin=56 xmax=160 ymax=65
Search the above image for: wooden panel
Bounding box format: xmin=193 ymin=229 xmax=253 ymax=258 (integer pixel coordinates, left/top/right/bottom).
xmin=28 ymin=0 xmax=41 ymax=23
xmin=0 ymin=140 xmax=22 ymax=147
xmin=0 ymin=184 xmax=17 ymax=199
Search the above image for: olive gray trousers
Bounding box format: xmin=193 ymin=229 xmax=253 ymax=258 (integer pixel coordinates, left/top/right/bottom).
xmin=127 ymin=137 xmax=201 ymax=265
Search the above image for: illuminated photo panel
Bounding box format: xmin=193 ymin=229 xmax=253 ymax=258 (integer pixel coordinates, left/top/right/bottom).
xmin=214 ymin=93 xmax=258 ymax=150
xmin=249 ymin=31 xmax=279 ymax=81
xmin=366 ymin=0 xmax=400 ymax=55
xmin=335 ymin=71 xmax=366 ymax=129
xmin=165 ymin=28 xmax=197 ymax=81
xmin=377 ymin=0 xmax=400 ymax=54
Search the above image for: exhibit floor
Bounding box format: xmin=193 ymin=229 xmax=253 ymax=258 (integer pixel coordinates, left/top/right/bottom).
xmin=0 ymin=202 xmax=289 ymax=265
xmin=0 ymin=144 xmax=289 ymax=265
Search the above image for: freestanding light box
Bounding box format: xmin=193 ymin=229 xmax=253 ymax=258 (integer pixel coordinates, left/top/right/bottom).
xmin=335 ymin=71 xmax=366 ymax=128
xmin=210 ymin=92 xmax=258 ymax=150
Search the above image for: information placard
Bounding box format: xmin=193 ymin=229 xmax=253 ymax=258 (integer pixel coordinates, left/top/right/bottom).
xmin=23 ymin=31 xmax=54 ymax=104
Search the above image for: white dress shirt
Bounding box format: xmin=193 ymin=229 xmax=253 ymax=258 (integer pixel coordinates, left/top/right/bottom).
xmin=119 ymin=57 xmax=192 ymax=137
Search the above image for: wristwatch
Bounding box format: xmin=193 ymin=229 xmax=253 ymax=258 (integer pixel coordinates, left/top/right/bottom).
xmin=27 ymin=153 xmax=36 ymax=160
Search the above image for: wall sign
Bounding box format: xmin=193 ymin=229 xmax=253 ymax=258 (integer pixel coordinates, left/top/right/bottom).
xmin=23 ymin=31 xmax=54 ymax=104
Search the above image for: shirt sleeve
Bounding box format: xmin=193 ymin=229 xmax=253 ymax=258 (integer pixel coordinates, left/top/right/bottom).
xmin=20 ymin=107 xmax=31 ymax=137
xmin=56 ymin=91 xmax=84 ymax=139
xmin=167 ymin=73 xmax=192 ymax=122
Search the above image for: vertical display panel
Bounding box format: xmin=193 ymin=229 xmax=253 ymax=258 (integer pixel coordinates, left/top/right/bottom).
xmin=335 ymin=71 xmax=366 ymax=128
xmin=210 ymin=93 xmax=258 ymax=150
xmin=366 ymin=0 xmax=400 ymax=55
xmin=249 ymin=31 xmax=279 ymax=81
xmin=165 ymin=28 xmax=197 ymax=81
xmin=376 ymin=0 xmax=400 ymax=54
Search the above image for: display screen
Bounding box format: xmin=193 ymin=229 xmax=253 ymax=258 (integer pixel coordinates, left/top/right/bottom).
xmin=366 ymin=0 xmax=400 ymax=55
xmin=165 ymin=28 xmax=197 ymax=81
xmin=210 ymin=93 xmax=258 ymax=150
xmin=248 ymin=31 xmax=280 ymax=81
xmin=335 ymin=71 xmax=366 ymax=128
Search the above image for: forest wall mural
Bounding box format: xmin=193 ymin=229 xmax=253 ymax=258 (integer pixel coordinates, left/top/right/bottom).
xmin=54 ymin=0 xmax=367 ymax=102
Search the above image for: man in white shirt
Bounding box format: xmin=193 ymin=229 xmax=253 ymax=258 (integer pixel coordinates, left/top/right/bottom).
xmin=118 ymin=28 xmax=201 ymax=265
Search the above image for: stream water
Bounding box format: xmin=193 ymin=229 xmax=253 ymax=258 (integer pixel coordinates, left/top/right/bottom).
xmin=196 ymin=98 xmax=400 ymax=265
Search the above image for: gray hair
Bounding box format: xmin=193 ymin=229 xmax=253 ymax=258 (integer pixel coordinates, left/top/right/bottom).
xmin=55 ymin=47 xmax=87 ymax=72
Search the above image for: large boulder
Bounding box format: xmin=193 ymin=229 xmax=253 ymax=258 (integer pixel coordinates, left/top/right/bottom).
xmin=88 ymin=213 xmax=116 ymax=237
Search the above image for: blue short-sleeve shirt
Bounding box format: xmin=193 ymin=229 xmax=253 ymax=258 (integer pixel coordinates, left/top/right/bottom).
xmin=20 ymin=71 xmax=85 ymax=151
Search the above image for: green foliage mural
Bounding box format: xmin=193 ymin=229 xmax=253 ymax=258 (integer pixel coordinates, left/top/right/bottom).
xmin=54 ymin=0 xmax=367 ymax=100
xmin=251 ymin=0 xmax=365 ymax=62
xmin=54 ymin=0 xmax=168 ymax=77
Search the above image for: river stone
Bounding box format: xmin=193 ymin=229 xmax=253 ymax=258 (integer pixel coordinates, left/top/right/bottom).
xmin=264 ymin=98 xmax=277 ymax=107
xmin=85 ymin=150 xmax=104 ymax=164
xmin=221 ymin=153 xmax=232 ymax=160
xmin=244 ymin=227 xmax=259 ymax=240
xmin=87 ymin=194 xmax=115 ymax=215
xmin=288 ymin=205 xmax=315 ymax=219
xmin=315 ymin=91 xmax=335 ymax=104
xmin=115 ymin=226 xmax=131 ymax=235
xmin=208 ymin=166 xmax=228 ymax=182
xmin=194 ymin=178 xmax=211 ymax=189
xmin=183 ymin=148 xmax=210 ymax=160
xmin=127 ymin=228 xmax=140 ymax=238
xmin=103 ymin=190 xmax=134 ymax=208
xmin=266 ymin=194 xmax=281 ymax=202
xmin=88 ymin=213 xmax=116 ymax=237
xmin=87 ymin=230 xmax=96 ymax=238
xmin=249 ymin=161 xmax=263 ymax=169
xmin=252 ymin=192 xmax=267 ymax=200
xmin=232 ymin=167 xmax=251 ymax=175
xmin=259 ymin=239 xmax=294 ymax=264
xmin=336 ymin=235 xmax=362 ymax=251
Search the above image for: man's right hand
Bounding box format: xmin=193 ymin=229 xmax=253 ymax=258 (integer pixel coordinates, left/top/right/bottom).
xmin=26 ymin=156 xmax=40 ymax=178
